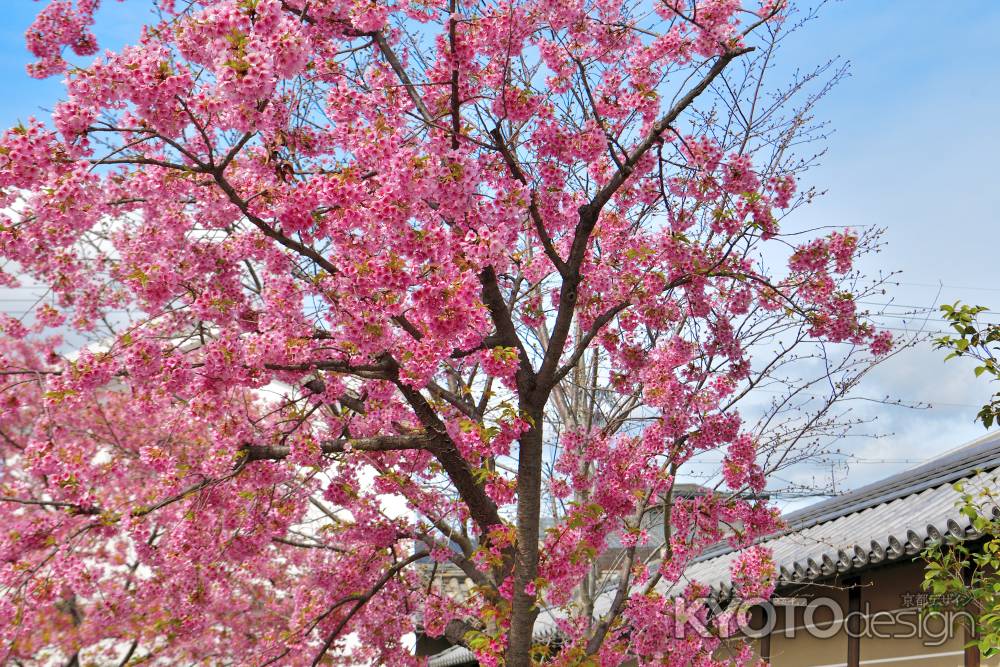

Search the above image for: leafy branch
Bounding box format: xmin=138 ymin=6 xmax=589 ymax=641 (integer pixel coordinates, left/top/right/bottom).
xmin=936 ymin=302 xmax=1000 ymax=427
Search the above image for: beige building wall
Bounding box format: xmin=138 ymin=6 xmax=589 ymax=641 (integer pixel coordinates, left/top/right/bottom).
xmin=749 ymin=561 xmax=998 ymax=666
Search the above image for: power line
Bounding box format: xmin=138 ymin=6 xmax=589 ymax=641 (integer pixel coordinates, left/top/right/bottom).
xmin=889 ymin=281 xmax=1000 ymax=293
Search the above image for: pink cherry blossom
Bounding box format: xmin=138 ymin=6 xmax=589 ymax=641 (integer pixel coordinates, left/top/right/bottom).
xmin=0 ymin=0 xmax=895 ymax=664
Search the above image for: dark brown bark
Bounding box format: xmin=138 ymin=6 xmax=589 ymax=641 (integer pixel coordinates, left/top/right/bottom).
xmin=846 ymin=577 xmax=861 ymax=667
xmin=395 ymin=380 xmax=505 ymax=534
xmin=244 ymin=434 xmax=430 ymax=461
xmin=506 ymin=407 xmax=545 ymax=666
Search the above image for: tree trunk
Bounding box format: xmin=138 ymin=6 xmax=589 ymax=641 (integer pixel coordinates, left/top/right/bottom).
xmin=506 ymin=406 xmax=545 ymax=665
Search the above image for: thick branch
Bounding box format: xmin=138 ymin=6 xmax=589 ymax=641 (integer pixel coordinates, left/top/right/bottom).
xmin=0 ymin=496 xmax=100 ymax=515
xmin=391 ymin=371 xmax=504 ymax=533
xmin=245 ymin=433 xmax=431 ymax=461
xmin=264 ymin=360 xmax=390 ymax=380
xmin=479 ymin=266 xmax=535 ymax=390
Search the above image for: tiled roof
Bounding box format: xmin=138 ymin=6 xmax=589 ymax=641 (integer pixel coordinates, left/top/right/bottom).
xmin=428 ymin=645 xmax=477 ymax=667
xmin=684 ymin=430 xmax=1000 ymax=593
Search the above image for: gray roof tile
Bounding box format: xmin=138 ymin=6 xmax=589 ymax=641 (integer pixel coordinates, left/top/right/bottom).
xmin=684 ymin=430 xmax=1000 ymax=593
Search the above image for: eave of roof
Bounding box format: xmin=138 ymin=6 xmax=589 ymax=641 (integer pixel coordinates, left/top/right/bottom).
xmin=428 ymin=645 xmax=477 ymax=667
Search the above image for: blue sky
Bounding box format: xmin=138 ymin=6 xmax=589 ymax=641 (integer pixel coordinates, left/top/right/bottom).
xmin=766 ymin=2 xmax=1000 ymax=494
xmin=2 ymin=1 xmax=999 ymax=497
xmin=0 ymin=2 xmax=152 ymax=122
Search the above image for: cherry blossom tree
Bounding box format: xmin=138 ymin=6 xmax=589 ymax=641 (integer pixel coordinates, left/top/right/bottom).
xmin=0 ymin=0 xmax=894 ymax=664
